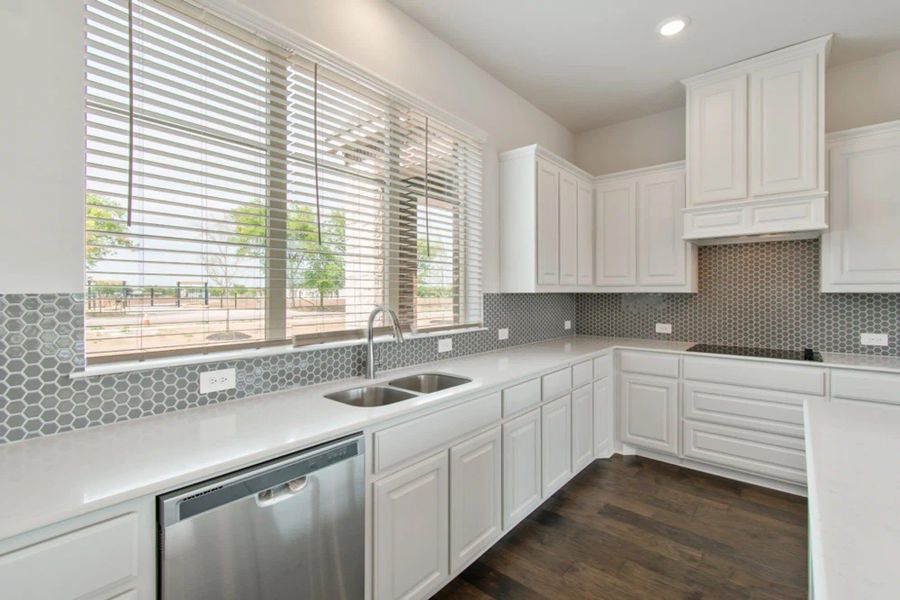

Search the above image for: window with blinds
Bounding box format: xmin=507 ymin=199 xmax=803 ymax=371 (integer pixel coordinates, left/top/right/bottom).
xmin=84 ymin=0 xmax=483 ymax=361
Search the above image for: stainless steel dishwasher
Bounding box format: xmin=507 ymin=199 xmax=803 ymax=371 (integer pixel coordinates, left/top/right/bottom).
xmin=158 ymin=433 xmax=365 ymax=600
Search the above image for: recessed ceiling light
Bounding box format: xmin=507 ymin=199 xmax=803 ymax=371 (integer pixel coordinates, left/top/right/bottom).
xmin=657 ymin=16 xmax=689 ymax=37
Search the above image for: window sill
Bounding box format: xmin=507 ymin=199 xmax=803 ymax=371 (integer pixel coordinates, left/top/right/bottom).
xmin=69 ymin=326 xmax=488 ymax=379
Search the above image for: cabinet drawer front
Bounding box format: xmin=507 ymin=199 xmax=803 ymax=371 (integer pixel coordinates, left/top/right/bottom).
xmin=683 ymin=356 xmax=825 ymax=395
xmin=572 ymin=360 xmax=593 ymax=388
xmin=593 ymin=353 xmax=612 ymax=380
xmin=619 ymin=351 xmax=679 ymax=378
xmin=542 ymin=367 xmax=572 ymax=401
xmin=375 ymin=393 xmax=501 ymax=474
xmin=831 ymin=370 xmax=900 ymax=405
xmin=683 ymin=420 xmax=806 ymax=484
xmin=502 ymin=378 xmax=541 ymax=417
xmin=0 ymin=513 xmax=138 ymax=599
xmin=683 ymin=381 xmax=805 ymax=438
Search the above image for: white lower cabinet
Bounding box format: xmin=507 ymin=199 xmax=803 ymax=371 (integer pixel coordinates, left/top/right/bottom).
xmin=541 ymin=394 xmax=572 ymax=496
xmin=571 ymin=384 xmax=594 ymax=472
xmin=502 ymin=408 xmax=542 ymax=529
xmin=683 ymin=420 xmax=806 ymax=484
xmin=620 ymin=373 xmax=679 ymax=456
xmin=374 ymin=452 xmax=449 ymax=600
xmin=449 ymin=427 xmax=502 ymax=573
xmin=593 ymin=376 xmax=613 ymax=457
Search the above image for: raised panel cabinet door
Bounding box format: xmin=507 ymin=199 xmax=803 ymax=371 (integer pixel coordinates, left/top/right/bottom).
xmin=536 ymin=158 xmax=560 ymax=285
xmin=449 ymin=427 xmax=502 ymax=573
xmin=822 ymin=127 xmax=900 ymax=291
xmin=749 ymin=53 xmax=818 ymax=197
xmin=593 ymin=377 xmax=613 ymax=458
xmin=687 ymin=74 xmax=748 ymax=205
xmin=638 ymin=169 xmax=688 ymax=287
xmin=374 ymin=452 xmax=449 ymax=600
xmin=571 ymin=384 xmax=594 ymax=473
xmin=576 ymin=180 xmax=594 ymax=285
xmin=502 ymin=408 xmax=542 ymax=529
xmin=559 ymin=171 xmax=578 ymax=285
xmin=594 ymin=179 xmax=637 ymax=286
xmin=620 ymin=374 xmax=679 ymax=456
xmin=541 ymin=394 xmax=572 ymax=497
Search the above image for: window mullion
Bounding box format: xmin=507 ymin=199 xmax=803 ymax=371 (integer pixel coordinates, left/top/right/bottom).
xmin=265 ymin=57 xmax=288 ymax=340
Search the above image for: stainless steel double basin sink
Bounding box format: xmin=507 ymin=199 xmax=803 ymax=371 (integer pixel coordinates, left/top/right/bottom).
xmin=324 ymin=373 xmax=471 ymax=407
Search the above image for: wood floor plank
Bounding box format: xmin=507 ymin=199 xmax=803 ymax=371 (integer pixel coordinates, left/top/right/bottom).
xmin=434 ymin=455 xmax=807 ymax=599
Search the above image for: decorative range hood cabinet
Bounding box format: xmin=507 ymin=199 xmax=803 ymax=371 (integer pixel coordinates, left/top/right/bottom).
xmin=682 ymin=35 xmax=832 ymax=244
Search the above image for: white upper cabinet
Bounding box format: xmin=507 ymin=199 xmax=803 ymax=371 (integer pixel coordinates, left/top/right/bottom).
xmin=822 ymin=121 xmax=900 ymax=292
xmin=499 ymin=145 xmax=594 ymax=292
xmin=576 ymin=181 xmax=594 ymax=285
xmin=638 ymin=168 xmax=694 ymax=288
xmin=536 ymin=158 xmax=560 ymax=285
xmin=688 ymin=75 xmax=748 ymax=205
xmin=558 ymin=171 xmax=579 ymax=285
xmin=682 ymin=35 xmax=831 ymax=242
xmin=594 ymin=178 xmax=637 ymax=286
xmin=749 ymin=54 xmax=819 ymax=197
xmin=594 ymin=163 xmax=697 ymax=293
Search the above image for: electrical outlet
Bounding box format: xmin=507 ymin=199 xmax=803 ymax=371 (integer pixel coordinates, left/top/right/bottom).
xmin=861 ymin=333 xmax=888 ymax=346
xmin=498 ymin=328 xmax=509 ymax=340
xmin=564 ymin=320 xmax=572 ymax=330
xmin=438 ymin=338 xmax=453 ymax=353
xmin=199 ymin=368 xmax=236 ymax=394
xmin=656 ymin=323 xmax=673 ymax=334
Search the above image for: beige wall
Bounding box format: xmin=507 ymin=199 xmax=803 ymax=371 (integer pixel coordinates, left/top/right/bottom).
xmin=0 ymin=0 xmax=574 ymax=294
xmin=574 ymin=48 xmax=900 ymax=176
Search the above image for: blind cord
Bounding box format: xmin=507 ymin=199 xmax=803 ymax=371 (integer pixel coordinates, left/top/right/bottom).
xmin=126 ymin=0 xmax=135 ymax=227
xmin=313 ymin=63 xmax=323 ymax=245
xmin=425 ymin=116 xmax=430 ymax=257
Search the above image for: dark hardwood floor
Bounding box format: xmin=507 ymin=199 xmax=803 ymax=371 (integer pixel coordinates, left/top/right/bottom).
xmin=434 ymin=455 xmax=807 ymax=600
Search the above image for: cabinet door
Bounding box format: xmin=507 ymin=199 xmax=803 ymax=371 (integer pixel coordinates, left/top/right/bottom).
xmin=502 ymin=408 xmax=541 ymax=529
xmin=558 ymin=171 xmax=578 ymax=285
xmin=450 ymin=427 xmax=501 ymax=573
xmin=687 ymin=75 xmax=748 ymax=205
xmin=822 ymin=128 xmax=900 ymax=292
xmin=571 ymin=384 xmax=594 ymax=473
xmin=749 ymin=54 xmax=818 ymax=197
xmin=620 ymin=374 xmax=679 ymax=456
xmin=541 ymin=394 xmax=572 ymax=496
xmin=374 ymin=452 xmax=449 ymax=600
xmin=576 ymin=180 xmax=594 ymax=285
xmin=593 ymin=376 xmax=613 ymax=458
xmin=536 ymin=158 xmax=560 ymax=285
xmin=594 ymin=179 xmax=637 ymax=286
xmin=638 ymin=169 xmax=688 ymax=287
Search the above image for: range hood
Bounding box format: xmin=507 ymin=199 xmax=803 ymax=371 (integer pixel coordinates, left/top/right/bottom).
xmin=682 ymin=193 xmax=828 ymax=245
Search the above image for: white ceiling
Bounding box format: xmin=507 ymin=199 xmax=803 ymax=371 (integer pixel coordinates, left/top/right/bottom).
xmin=389 ymin=0 xmax=900 ymax=132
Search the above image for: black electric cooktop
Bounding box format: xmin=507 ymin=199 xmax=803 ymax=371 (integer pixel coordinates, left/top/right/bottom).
xmin=686 ymin=344 xmax=823 ymax=362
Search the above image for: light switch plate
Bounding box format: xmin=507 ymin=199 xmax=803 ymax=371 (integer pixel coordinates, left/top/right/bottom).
xmin=860 ymin=333 xmax=888 ymax=346
xmin=199 ymin=368 xmax=236 ymax=394
xmin=656 ymin=323 xmax=673 ymax=334
xmin=564 ymin=320 xmax=572 ymax=330
xmin=438 ymin=338 xmax=453 ymax=353
xmin=498 ymin=328 xmax=509 ymax=340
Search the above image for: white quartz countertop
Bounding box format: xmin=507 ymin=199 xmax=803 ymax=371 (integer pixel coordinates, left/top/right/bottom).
xmin=805 ymin=396 xmax=900 ymax=599
xmin=2 ymin=335 xmax=899 ymax=543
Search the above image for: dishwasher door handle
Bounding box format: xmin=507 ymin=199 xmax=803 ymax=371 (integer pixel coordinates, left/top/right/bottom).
xmin=257 ymin=476 xmax=310 ymax=507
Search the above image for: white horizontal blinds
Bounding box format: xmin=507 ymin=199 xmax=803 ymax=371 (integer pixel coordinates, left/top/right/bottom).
xmin=85 ymin=0 xmax=291 ymax=359
xmin=84 ymin=0 xmax=482 ymax=361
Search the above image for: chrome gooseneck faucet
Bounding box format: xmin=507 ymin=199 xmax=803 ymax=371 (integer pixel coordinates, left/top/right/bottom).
xmin=366 ymin=305 xmax=405 ymax=379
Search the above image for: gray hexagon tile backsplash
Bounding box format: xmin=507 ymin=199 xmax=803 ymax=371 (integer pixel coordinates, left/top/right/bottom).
xmin=0 ymin=293 xmax=574 ymax=444
xmin=576 ymin=239 xmax=900 ymax=356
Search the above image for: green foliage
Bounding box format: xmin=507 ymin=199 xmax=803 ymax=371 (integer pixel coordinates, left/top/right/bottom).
xmin=229 ymin=200 xmax=347 ymax=306
xmin=416 ymin=238 xmax=452 ymax=298
xmin=85 ymin=194 xmax=134 ymax=268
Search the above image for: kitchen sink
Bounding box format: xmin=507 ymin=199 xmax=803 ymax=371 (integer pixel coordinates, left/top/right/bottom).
xmin=324 ymin=386 xmax=417 ymax=407
xmin=387 ymin=373 xmax=472 ymax=394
